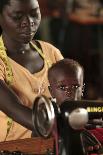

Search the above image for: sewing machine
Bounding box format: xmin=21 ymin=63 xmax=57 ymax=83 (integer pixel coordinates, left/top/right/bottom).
xmin=32 ymin=96 xmax=103 ymax=155
xmin=0 ymin=96 xmax=103 ymax=155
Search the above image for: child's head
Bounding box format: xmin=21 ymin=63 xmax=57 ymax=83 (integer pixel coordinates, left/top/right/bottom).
xmin=48 ymin=58 xmax=84 ymax=105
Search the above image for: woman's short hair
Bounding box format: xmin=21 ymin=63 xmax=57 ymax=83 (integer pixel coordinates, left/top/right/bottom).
xmin=0 ymin=0 xmax=10 ymax=13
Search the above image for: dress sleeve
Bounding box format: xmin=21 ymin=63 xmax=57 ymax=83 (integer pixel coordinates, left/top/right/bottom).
xmin=53 ymin=48 xmax=64 ymax=61
xmin=41 ymin=41 xmax=64 ymax=65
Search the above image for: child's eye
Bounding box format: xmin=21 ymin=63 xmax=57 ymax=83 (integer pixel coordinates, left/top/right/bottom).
xmin=58 ymin=85 xmax=66 ymax=90
xmin=72 ymin=85 xmax=80 ymax=90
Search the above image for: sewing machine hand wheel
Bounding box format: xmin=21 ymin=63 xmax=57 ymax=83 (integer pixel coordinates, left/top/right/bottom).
xmin=32 ymin=95 xmax=55 ymax=138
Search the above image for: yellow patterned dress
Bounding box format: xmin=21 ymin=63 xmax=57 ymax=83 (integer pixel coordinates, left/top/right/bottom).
xmin=0 ymin=36 xmax=63 ymax=141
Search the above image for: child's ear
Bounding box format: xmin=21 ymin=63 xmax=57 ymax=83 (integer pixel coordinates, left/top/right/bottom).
xmin=48 ymin=86 xmax=55 ymax=98
xmin=48 ymin=86 xmax=52 ymax=94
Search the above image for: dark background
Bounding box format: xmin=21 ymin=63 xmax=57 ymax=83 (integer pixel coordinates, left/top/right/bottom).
xmin=35 ymin=0 xmax=103 ymax=100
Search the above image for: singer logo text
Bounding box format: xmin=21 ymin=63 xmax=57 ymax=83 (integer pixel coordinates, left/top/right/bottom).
xmin=87 ymin=107 xmax=103 ymax=112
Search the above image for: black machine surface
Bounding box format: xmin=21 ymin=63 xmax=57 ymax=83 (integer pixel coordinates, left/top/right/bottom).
xmin=32 ymin=96 xmax=103 ymax=155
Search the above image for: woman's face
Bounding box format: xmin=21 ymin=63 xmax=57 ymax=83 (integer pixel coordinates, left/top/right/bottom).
xmin=0 ymin=0 xmax=41 ymax=43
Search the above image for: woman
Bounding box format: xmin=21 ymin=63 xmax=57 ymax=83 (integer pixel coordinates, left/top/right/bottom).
xmin=0 ymin=0 xmax=63 ymax=141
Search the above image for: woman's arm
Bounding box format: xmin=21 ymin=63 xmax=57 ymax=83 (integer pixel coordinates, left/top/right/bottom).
xmin=0 ymin=79 xmax=33 ymax=131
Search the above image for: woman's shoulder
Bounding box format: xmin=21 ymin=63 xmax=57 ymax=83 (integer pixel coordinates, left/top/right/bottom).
xmin=37 ymin=40 xmax=64 ymax=59
xmin=37 ymin=40 xmax=59 ymax=50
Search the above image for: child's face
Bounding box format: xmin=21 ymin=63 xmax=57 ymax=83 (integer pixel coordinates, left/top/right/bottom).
xmin=49 ymin=67 xmax=83 ymax=105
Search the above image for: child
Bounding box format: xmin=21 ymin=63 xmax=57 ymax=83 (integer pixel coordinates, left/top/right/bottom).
xmin=48 ymin=58 xmax=84 ymax=154
xmin=48 ymin=58 xmax=103 ymax=155
xmin=48 ymin=58 xmax=84 ymax=105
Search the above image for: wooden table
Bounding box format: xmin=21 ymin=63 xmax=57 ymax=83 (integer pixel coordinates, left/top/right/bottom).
xmin=0 ymin=137 xmax=54 ymax=154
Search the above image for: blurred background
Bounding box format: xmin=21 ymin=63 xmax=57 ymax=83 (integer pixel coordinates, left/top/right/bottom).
xmin=35 ymin=0 xmax=103 ymax=100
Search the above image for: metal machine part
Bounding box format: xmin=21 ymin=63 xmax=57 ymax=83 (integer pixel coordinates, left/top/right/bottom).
xmin=60 ymin=100 xmax=103 ymax=155
xmin=32 ymin=95 xmax=55 ymax=138
xmin=68 ymin=108 xmax=89 ymax=130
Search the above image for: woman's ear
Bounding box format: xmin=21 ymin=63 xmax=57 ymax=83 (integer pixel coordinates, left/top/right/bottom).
xmin=0 ymin=16 xmax=1 ymax=26
xmin=0 ymin=13 xmax=4 ymax=27
xmin=0 ymin=15 xmax=3 ymax=34
xmin=0 ymin=27 xmax=2 ymax=35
